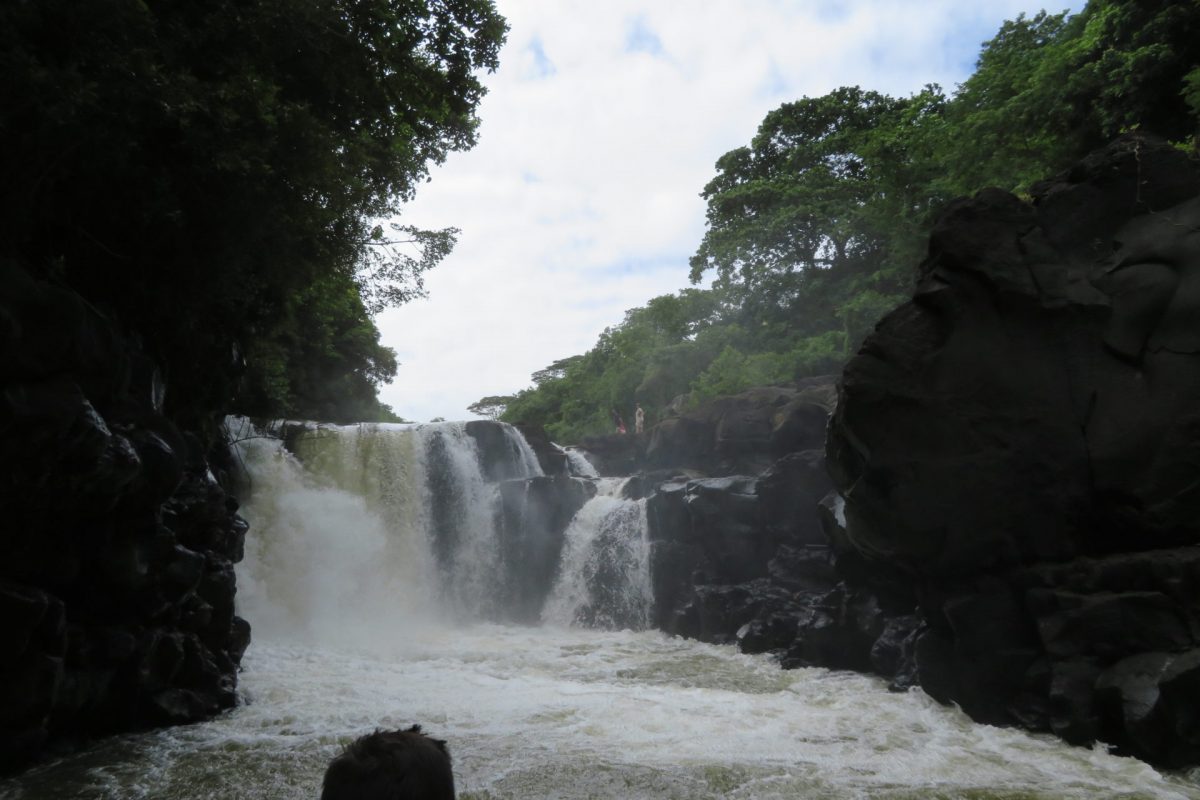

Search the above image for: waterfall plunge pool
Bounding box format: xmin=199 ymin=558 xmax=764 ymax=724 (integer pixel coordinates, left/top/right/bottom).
xmin=6 ymin=625 xmax=1200 ymax=800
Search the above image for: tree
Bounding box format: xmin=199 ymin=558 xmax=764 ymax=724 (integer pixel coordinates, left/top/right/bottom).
xmin=468 ymin=395 xmax=512 ymax=420
xmin=496 ymin=0 xmax=1200 ymax=444
xmin=941 ymin=11 xmax=1094 ymax=195
xmin=689 ymin=88 xmax=905 ymax=302
xmin=1067 ymin=0 xmax=1200 ymax=145
xmin=689 ymin=86 xmax=937 ymax=351
xmin=0 ymin=0 xmax=507 ymax=426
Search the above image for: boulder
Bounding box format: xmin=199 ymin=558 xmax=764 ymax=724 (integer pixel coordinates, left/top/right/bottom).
xmin=644 ymin=382 xmax=835 ymax=476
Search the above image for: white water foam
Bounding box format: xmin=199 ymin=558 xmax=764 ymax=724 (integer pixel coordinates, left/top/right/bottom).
xmin=561 ymin=446 xmax=600 ymax=478
xmin=5 ymin=628 xmax=1198 ymax=800
xmin=542 ymin=478 xmax=653 ymax=630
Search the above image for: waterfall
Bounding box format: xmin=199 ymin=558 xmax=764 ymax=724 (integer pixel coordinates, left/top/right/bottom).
xmin=418 ymin=423 xmax=510 ymax=619
xmin=232 ymin=422 xmax=440 ymax=649
xmin=561 ymin=445 xmax=600 ymax=478
xmin=232 ymin=416 xmax=652 ymax=638
xmin=542 ymin=478 xmax=653 ymax=630
xmin=231 ymin=418 xmax=544 ymax=638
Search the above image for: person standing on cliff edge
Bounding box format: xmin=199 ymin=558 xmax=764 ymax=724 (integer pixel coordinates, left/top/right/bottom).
xmin=635 ymin=403 xmax=645 ymax=434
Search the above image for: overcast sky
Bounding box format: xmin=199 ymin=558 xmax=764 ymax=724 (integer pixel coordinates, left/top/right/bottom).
xmin=375 ymin=0 xmax=1070 ymax=422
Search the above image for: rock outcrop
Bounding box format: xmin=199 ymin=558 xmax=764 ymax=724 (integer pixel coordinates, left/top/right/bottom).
xmin=497 ymin=475 xmax=595 ymax=622
xmin=827 ymin=134 xmax=1200 ymax=766
xmin=622 ymin=380 xmax=911 ymax=685
xmin=645 ymin=380 xmax=835 ymax=476
xmin=0 ymin=262 xmax=249 ymax=771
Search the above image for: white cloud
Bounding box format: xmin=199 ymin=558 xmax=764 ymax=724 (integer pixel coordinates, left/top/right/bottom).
xmin=375 ymin=0 xmax=1071 ymax=422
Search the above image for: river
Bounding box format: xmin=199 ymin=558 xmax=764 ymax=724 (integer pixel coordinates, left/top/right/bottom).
xmin=3 ymin=422 xmax=1198 ymax=799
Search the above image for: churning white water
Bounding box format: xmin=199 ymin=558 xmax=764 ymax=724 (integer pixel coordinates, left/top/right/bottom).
xmin=543 ymin=478 xmax=652 ymax=630
xmin=4 ymin=423 xmax=1199 ymax=800
xmin=561 ymin=446 xmax=600 ymax=478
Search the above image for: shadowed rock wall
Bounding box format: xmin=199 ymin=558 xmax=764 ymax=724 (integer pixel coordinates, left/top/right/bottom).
xmin=827 ymin=134 xmax=1200 ymax=766
xmin=0 ymin=262 xmax=249 ymax=772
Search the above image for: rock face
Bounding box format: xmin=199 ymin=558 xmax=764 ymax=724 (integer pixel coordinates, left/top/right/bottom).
xmin=646 ymin=380 xmax=835 ymax=476
xmin=497 ymin=476 xmax=595 ymax=622
xmin=826 ymin=134 xmax=1200 ymax=766
xmin=0 ymin=263 xmax=249 ymax=772
xmin=629 ymin=381 xmax=912 ymax=686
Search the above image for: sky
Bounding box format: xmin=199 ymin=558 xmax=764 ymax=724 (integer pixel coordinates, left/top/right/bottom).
xmin=375 ymin=0 xmax=1071 ymax=422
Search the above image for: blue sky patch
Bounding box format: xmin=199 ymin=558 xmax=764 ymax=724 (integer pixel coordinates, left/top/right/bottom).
xmin=526 ymin=36 xmax=557 ymax=78
xmin=624 ymin=16 xmax=666 ymax=58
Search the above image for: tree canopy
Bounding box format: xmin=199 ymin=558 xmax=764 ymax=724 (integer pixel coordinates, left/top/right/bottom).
xmin=1 ymin=0 xmax=506 ymax=425
xmin=499 ymin=0 xmax=1200 ymax=443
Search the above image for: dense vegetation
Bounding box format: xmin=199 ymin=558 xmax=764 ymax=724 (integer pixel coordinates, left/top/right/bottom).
xmin=495 ymin=0 xmax=1200 ymax=442
xmin=1 ymin=0 xmax=506 ymax=427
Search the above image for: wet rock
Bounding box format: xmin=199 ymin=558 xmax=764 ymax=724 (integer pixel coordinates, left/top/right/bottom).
xmin=497 ymin=476 xmax=595 ymax=622
xmin=513 ymin=423 xmax=569 ymax=477
xmin=465 ymin=420 xmax=546 ymax=481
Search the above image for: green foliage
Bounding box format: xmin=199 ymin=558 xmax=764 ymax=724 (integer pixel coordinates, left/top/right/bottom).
xmin=239 ymin=270 xmax=402 ymax=422
xmin=940 ymin=11 xmax=1090 ymax=194
xmin=1068 ymin=0 xmax=1200 ymax=144
xmin=691 ymin=347 xmax=793 ymax=401
xmin=0 ymin=0 xmax=506 ymax=425
xmin=468 ymin=395 xmax=513 ymax=420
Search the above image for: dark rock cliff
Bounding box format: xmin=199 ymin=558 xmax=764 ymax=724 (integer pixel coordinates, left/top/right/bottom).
xmin=827 ymin=134 xmax=1200 ymax=766
xmin=623 ymin=135 xmax=1200 ymax=768
xmin=0 ymin=263 xmax=249 ymax=772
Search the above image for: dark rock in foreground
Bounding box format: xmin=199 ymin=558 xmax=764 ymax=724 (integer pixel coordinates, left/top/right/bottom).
xmin=827 ymin=134 xmax=1200 ymax=767
xmin=0 ymin=263 xmax=248 ymax=772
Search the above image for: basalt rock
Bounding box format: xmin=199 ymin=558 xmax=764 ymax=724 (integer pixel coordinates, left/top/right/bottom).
xmin=513 ymin=423 xmax=569 ymax=477
xmin=577 ymin=431 xmax=642 ymax=476
xmin=0 ymin=262 xmax=248 ymax=772
xmin=464 ymin=420 xmax=546 ymax=481
xmin=497 ymin=476 xmax=595 ymax=622
xmin=645 ymin=380 xmax=835 ymax=476
xmin=631 ymin=371 xmax=925 ymax=683
xmin=826 ymin=134 xmax=1200 ymax=766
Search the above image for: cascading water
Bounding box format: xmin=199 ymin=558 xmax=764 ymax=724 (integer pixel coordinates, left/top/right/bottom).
xmin=562 ymin=445 xmax=600 ymax=478
xmin=231 ymin=421 xmax=440 ymax=647
xmin=234 ymin=417 xmax=545 ymax=631
xmin=5 ymin=419 xmax=1200 ymax=799
xmin=543 ymin=477 xmax=652 ymax=629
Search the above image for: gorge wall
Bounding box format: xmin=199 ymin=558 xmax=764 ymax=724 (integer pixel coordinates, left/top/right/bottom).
xmin=827 ymin=134 xmax=1200 ymax=767
xmin=0 ymin=263 xmax=249 ymax=771
xmin=4 ymin=133 xmax=1199 ymax=775
xmin=615 ymin=134 xmax=1200 ymax=768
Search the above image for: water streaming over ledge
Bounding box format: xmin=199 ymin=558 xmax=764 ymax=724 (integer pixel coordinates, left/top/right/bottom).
xmin=3 ymin=421 xmax=1199 ymax=799
xmin=543 ymin=478 xmax=652 ymax=630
